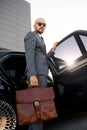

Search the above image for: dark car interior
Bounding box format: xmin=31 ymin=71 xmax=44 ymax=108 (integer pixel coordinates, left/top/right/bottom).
xmin=1 ymin=54 xmax=26 ymax=89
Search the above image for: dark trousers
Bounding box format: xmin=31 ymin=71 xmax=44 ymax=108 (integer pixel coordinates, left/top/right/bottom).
xmin=28 ymin=75 xmax=47 ymax=130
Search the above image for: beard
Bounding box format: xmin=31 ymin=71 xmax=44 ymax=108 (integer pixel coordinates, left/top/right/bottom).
xmin=36 ymin=28 xmax=44 ymax=34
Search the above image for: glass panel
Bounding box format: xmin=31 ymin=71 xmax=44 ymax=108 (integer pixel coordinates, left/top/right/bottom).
xmin=6 ymin=69 xmax=16 ymax=78
xmin=79 ymin=35 xmax=87 ymax=51
xmin=54 ymin=36 xmax=82 ymax=69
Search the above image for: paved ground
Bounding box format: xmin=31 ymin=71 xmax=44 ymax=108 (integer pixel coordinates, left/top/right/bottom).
xmin=17 ymin=112 xmax=87 ymax=130
xmin=44 ymin=112 xmax=87 ymax=130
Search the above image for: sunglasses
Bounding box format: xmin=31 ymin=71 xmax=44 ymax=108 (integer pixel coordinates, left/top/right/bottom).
xmin=37 ymin=22 xmax=46 ymax=27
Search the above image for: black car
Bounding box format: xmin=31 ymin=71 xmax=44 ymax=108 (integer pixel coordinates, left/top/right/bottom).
xmin=0 ymin=30 xmax=87 ymax=130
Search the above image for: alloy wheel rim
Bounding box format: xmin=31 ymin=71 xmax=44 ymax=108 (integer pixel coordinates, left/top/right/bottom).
xmin=0 ymin=100 xmax=16 ymax=130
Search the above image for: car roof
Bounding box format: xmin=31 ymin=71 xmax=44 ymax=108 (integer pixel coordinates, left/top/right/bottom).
xmin=0 ymin=50 xmax=25 ymax=58
xmin=59 ymin=30 xmax=87 ymax=43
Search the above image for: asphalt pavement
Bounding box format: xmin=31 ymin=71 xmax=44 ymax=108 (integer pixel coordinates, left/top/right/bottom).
xmin=17 ymin=112 xmax=87 ymax=130
xmin=44 ymin=112 xmax=87 ymax=130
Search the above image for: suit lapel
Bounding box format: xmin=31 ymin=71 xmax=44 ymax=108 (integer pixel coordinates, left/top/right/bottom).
xmin=34 ymin=31 xmax=46 ymax=54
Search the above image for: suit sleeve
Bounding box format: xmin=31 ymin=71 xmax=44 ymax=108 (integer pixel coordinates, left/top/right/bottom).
xmin=47 ymin=49 xmax=55 ymax=58
xmin=24 ymin=32 xmax=37 ymax=77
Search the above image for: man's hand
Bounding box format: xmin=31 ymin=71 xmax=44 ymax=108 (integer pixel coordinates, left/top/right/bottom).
xmin=52 ymin=42 xmax=58 ymax=51
xmin=29 ymin=75 xmax=39 ymax=87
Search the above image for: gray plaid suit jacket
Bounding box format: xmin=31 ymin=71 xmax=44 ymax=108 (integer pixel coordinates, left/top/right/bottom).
xmin=24 ymin=31 xmax=49 ymax=78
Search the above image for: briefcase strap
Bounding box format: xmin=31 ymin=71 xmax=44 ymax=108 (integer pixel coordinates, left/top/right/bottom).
xmin=34 ymin=101 xmax=41 ymax=120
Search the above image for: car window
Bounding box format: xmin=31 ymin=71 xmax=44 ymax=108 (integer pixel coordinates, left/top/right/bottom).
xmin=6 ymin=69 xmax=16 ymax=79
xmin=2 ymin=55 xmax=26 ymax=87
xmin=54 ymin=36 xmax=82 ymax=70
xmin=79 ymin=35 xmax=87 ymax=51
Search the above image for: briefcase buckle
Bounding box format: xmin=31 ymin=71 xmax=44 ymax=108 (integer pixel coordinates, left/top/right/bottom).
xmin=34 ymin=101 xmax=40 ymax=106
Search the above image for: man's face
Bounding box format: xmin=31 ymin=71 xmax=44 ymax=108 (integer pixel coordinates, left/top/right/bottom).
xmin=34 ymin=18 xmax=46 ymax=34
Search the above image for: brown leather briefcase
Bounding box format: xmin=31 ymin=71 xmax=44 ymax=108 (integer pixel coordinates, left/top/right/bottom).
xmin=16 ymin=87 xmax=58 ymax=125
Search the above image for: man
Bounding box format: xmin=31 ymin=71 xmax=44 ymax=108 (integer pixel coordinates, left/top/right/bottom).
xmin=24 ymin=17 xmax=57 ymax=130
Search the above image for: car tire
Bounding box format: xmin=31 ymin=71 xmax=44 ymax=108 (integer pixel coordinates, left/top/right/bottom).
xmin=0 ymin=93 xmax=17 ymax=130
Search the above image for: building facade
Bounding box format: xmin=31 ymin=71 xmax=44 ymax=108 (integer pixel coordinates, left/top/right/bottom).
xmin=0 ymin=0 xmax=31 ymax=51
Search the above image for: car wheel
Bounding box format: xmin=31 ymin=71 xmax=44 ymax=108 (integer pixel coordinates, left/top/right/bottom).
xmin=0 ymin=94 xmax=17 ymax=130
